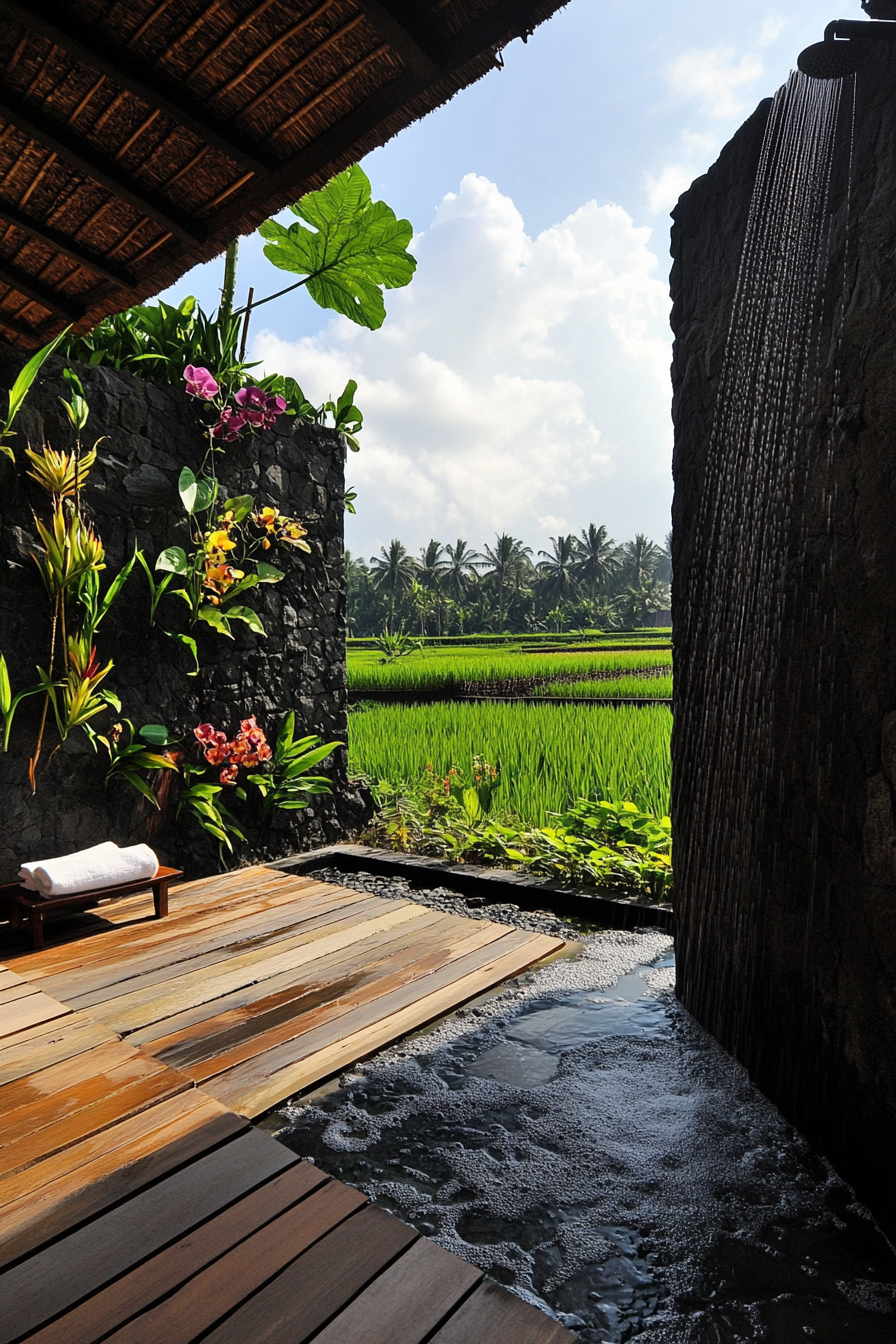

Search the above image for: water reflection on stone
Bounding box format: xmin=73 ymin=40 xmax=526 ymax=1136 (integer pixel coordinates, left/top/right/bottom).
xmin=276 ymin=930 xmax=896 ymax=1342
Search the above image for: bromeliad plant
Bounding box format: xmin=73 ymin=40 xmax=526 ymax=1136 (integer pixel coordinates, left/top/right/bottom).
xmin=13 ymin=373 xmax=135 ymax=785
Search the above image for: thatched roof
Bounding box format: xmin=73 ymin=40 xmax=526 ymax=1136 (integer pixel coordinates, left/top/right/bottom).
xmin=0 ymin=0 xmax=568 ymax=348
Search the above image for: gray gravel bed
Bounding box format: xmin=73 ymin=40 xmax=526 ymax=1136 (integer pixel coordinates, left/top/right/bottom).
xmin=310 ymin=865 xmax=580 ymax=941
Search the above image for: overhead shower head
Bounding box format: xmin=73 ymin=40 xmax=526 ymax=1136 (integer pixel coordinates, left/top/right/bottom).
xmin=798 ymin=37 xmax=869 ymax=77
xmin=798 ymin=17 xmax=896 ymax=79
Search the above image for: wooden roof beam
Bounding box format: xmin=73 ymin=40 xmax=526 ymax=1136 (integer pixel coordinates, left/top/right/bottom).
xmin=0 ymin=0 xmax=274 ymax=178
xmin=0 ymin=93 xmax=207 ymax=244
xmin=0 ymin=200 xmax=137 ymax=290
xmin=0 ymin=306 xmax=50 ymax=344
xmin=354 ymin=1 xmax=440 ymax=81
xmin=0 ymin=258 xmax=86 ymax=321
xmin=218 ymin=0 xmax=548 ymax=225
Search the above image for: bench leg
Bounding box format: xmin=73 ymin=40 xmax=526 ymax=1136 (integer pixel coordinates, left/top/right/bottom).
xmin=153 ymin=878 xmax=169 ymax=919
xmin=29 ymin=908 xmax=44 ymax=951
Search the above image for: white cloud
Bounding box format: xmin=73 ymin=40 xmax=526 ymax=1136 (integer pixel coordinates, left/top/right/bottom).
xmin=758 ymin=15 xmax=788 ymax=47
xmin=667 ymin=45 xmax=764 ymax=120
xmin=252 ymin=175 xmax=672 ymax=558
xmin=644 ymin=163 xmax=697 ymax=215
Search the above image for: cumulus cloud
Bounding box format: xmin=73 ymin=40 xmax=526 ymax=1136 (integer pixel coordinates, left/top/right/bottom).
xmin=252 ymin=175 xmax=672 ymax=558
xmin=667 ymin=45 xmax=764 ymax=121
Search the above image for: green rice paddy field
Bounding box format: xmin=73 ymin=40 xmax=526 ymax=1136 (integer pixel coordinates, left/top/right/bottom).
xmin=348 ymin=701 xmax=673 ymax=825
xmin=347 ymin=644 xmax=672 ymax=694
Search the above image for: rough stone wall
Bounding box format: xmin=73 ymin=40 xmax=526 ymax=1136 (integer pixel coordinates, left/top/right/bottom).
xmin=671 ymin=52 xmax=896 ymax=1235
xmin=0 ymin=348 xmax=366 ymax=879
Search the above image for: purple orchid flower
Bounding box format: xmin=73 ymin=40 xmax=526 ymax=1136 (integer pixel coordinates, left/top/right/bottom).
xmin=183 ymin=365 xmax=220 ymax=400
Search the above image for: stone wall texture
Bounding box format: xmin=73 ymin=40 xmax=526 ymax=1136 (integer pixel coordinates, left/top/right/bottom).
xmin=0 ymin=348 xmax=366 ymax=880
xmin=671 ymin=51 xmax=896 ymax=1235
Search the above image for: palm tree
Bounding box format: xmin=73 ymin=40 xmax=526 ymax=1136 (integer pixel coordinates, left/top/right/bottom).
xmin=619 ymin=533 xmax=661 ymax=589
xmin=537 ymin=534 xmax=579 ymax=606
xmin=574 ymin=524 xmax=618 ymax=602
xmin=369 ymin=539 xmax=417 ymax=626
xmin=417 ymin=540 xmax=448 ymax=590
xmin=481 ymin=534 xmax=533 ymax=632
xmin=443 ymin=539 xmax=484 ymax=601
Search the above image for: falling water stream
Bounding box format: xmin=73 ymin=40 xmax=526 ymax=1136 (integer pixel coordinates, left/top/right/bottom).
xmin=674 ymin=71 xmax=852 ymax=1057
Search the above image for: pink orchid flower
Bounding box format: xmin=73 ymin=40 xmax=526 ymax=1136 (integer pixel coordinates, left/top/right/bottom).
xmin=183 ymin=366 xmax=220 ymax=400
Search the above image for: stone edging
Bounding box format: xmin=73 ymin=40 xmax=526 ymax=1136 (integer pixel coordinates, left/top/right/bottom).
xmin=270 ymin=842 xmax=674 ymax=933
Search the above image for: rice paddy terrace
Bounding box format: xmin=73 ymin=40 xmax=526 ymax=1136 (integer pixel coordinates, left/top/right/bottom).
xmin=346 ymin=633 xmax=674 ymax=827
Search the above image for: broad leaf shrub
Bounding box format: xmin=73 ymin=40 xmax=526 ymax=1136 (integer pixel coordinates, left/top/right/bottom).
xmin=363 ymin=766 xmax=672 ymax=904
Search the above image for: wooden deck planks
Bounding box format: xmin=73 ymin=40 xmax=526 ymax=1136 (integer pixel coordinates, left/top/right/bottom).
xmin=0 ymin=1130 xmax=298 ymax=1344
xmin=0 ymin=867 xmax=573 ymax=1344
xmin=0 ymin=1093 xmax=246 ymax=1269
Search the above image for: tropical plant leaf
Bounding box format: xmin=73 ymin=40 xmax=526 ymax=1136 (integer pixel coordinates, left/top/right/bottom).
xmin=178 ymin=467 xmax=198 ymax=513
xmin=224 ymin=604 xmax=265 ymax=634
xmin=256 ymin=561 xmax=285 ymax=583
xmin=224 ymin=494 xmax=254 ymax=522
xmin=197 ymin=606 xmax=233 ymax=636
xmin=259 ymin=165 xmax=416 ymax=330
xmin=156 ymin=547 xmax=190 ymax=575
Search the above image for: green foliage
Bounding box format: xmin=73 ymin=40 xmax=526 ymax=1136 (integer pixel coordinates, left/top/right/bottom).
xmin=0 ymin=328 xmax=70 ymax=462
xmin=178 ymin=769 xmax=247 ymax=858
xmin=363 ymin=770 xmax=672 ymax=903
xmin=373 ymin=627 xmax=420 ymax=663
xmin=247 ymin=712 xmax=341 ymax=824
xmin=0 ymin=655 xmax=44 ymax=753
xmin=99 ymin=720 xmax=178 ymax=807
xmin=349 ymin=701 xmax=672 ymax=826
xmin=259 ymin=165 xmax=416 ymax=330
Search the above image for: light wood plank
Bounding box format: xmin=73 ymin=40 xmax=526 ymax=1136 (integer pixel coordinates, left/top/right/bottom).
xmin=13 ymin=874 xmax=328 ymax=983
xmin=204 ymin=931 xmax=565 ymax=1116
xmin=140 ymin=908 xmax=453 ymax=1062
xmin=59 ymin=893 xmax=390 ymax=1009
xmin=126 ymin=907 xmax=450 ymax=1048
xmin=0 ymin=969 xmax=26 ymax=991
xmin=0 ymin=1129 xmax=295 ymax=1344
xmin=90 ymin=903 xmax=428 ymax=1036
xmin=0 ymin=990 xmax=71 ymax=1040
xmin=0 ymin=1014 xmax=118 ymax=1088
xmin=34 ymin=880 xmax=364 ymax=994
xmin=164 ymin=917 xmax=514 ymax=1085
xmin=0 ymin=981 xmax=42 ymax=1004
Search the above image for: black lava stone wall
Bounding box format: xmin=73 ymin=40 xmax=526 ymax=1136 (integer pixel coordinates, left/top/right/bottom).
xmin=0 ymin=347 xmax=366 ymax=878
xmin=671 ymin=53 xmax=896 ymax=1236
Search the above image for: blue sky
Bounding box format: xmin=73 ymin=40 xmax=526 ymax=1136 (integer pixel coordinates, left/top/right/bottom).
xmin=161 ymin=0 xmax=837 ymax=561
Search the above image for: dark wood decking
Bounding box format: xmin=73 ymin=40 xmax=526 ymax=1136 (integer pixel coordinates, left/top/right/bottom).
xmin=0 ymin=868 xmax=573 ymax=1343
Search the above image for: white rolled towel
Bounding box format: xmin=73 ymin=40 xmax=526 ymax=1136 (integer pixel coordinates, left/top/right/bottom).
xmin=30 ymin=844 xmax=159 ymax=898
xmin=19 ymin=842 xmax=119 ymax=892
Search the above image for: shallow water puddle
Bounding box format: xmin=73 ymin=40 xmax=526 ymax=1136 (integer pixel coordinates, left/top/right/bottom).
xmin=275 ymin=930 xmax=896 ymax=1342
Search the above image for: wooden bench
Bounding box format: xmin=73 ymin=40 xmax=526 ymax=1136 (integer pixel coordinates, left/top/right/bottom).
xmin=0 ymin=867 xmax=182 ymax=950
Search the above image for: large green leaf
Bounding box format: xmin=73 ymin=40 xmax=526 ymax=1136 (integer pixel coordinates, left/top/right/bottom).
xmin=258 ymin=165 xmax=416 ymax=330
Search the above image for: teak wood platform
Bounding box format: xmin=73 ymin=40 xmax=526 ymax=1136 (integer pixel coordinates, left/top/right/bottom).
xmin=0 ymin=865 xmax=573 ymax=1343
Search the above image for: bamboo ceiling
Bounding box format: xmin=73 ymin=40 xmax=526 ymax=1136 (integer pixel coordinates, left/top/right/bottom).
xmin=0 ymin=0 xmax=568 ymax=348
